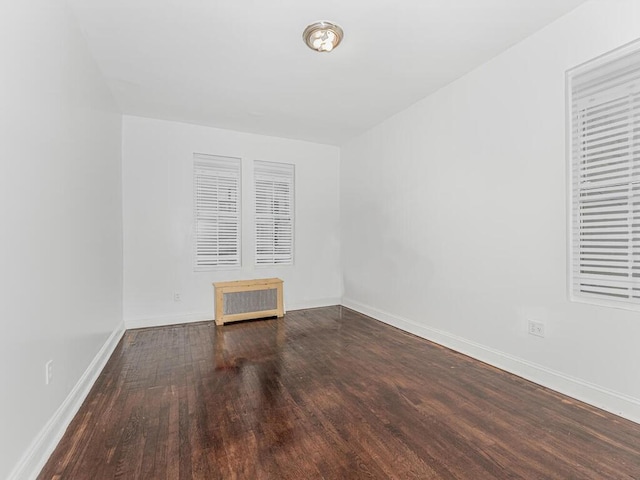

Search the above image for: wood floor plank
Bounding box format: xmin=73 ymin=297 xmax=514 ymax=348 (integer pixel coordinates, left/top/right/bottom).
xmin=38 ymin=306 xmax=640 ymax=479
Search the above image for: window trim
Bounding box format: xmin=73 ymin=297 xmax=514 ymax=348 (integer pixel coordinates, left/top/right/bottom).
xmin=253 ymin=160 xmax=295 ymax=267
xmin=193 ymin=153 xmax=242 ymax=271
xmin=567 ymin=38 xmax=640 ymax=311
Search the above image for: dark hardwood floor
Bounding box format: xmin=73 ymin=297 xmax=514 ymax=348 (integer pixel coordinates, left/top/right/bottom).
xmin=39 ymin=306 xmax=640 ymax=479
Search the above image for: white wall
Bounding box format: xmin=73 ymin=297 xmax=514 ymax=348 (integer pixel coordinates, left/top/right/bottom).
xmin=0 ymin=1 xmax=123 ymax=478
xmin=341 ymin=0 xmax=640 ymax=422
xmin=122 ymin=116 xmax=341 ymax=328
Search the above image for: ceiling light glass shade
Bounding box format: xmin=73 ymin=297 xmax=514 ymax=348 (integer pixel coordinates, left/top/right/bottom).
xmin=303 ymin=22 xmax=343 ymax=52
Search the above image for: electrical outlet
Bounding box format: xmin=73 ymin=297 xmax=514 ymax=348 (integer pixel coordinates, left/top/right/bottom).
xmin=45 ymin=360 xmax=53 ymax=385
xmin=528 ymin=320 xmax=545 ymax=338
xmin=173 ymin=292 xmax=181 ymax=302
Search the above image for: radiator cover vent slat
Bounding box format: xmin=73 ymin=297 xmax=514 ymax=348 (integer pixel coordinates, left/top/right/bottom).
xmin=223 ymin=288 xmax=278 ymax=315
xmin=213 ymin=278 xmax=284 ymax=325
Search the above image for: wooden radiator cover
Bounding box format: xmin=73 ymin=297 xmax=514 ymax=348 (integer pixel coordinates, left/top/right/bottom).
xmin=213 ymin=278 xmax=284 ymax=326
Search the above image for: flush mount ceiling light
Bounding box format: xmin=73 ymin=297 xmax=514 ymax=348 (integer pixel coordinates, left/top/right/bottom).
xmin=303 ymin=21 xmax=343 ymax=53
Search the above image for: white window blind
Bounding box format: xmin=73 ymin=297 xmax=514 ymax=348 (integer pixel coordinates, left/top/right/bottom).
xmin=569 ymin=41 xmax=640 ymax=307
xmin=254 ymin=161 xmax=294 ymax=266
xmin=193 ymin=154 xmax=241 ymax=269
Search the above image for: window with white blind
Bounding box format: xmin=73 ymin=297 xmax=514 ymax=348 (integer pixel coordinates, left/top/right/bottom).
xmin=254 ymin=161 xmax=294 ymax=266
xmin=568 ymin=40 xmax=640 ymax=308
xmin=193 ymin=154 xmax=241 ymax=270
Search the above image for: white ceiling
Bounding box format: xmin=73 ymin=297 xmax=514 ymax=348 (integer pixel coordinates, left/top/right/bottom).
xmin=67 ymin=0 xmax=587 ymax=145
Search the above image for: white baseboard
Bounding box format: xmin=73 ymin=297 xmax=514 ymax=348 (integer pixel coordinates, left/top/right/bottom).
xmin=125 ymin=300 xmax=343 ymax=329
xmin=286 ymin=297 xmax=342 ymax=312
xmin=125 ymin=311 xmax=212 ymax=329
xmin=342 ymin=297 xmax=640 ymax=425
xmin=8 ymin=321 xmax=125 ymax=480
